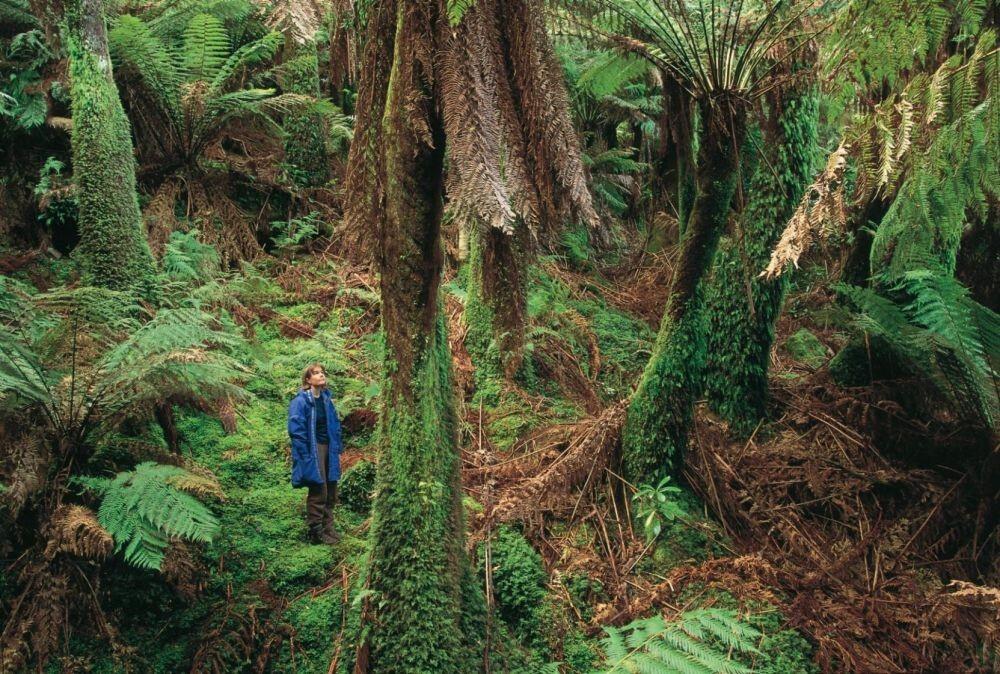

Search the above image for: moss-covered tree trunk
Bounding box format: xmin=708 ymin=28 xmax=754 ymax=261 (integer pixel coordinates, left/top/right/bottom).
xmin=465 ymin=223 xmax=528 ymax=383
xmin=622 ymin=95 xmax=747 ymax=482
xmin=281 ymin=37 xmax=330 ymax=188
xmin=365 ymin=1 xmax=484 ymax=671
xmin=66 ymin=0 xmax=155 ymax=294
xmin=702 ymin=82 xmax=819 ymax=434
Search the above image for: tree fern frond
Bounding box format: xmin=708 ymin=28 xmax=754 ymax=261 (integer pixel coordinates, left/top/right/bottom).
xmin=183 ymin=13 xmax=231 ymax=81
xmin=77 ymin=462 xmax=220 ymax=570
xmin=0 ymin=328 xmax=56 ymax=408
xmin=597 ymin=609 xmax=760 ymax=674
xmin=259 ymin=0 xmax=325 ymax=43
xmin=0 ymin=0 xmax=36 ymax=28
xmin=447 ymin=0 xmax=477 ymax=26
xmin=46 ymin=504 xmax=114 ymax=560
xmin=209 ymin=30 xmax=283 ymax=94
xmin=109 ymin=15 xmax=183 ymax=122
xmin=166 ymin=469 xmax=226 ymax=501
xmin=901 ymin=271 xmax=988 ymax=376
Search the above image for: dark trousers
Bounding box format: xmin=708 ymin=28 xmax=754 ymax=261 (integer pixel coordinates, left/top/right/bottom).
xmin=306 ymin=444 xmax=338 ymax=532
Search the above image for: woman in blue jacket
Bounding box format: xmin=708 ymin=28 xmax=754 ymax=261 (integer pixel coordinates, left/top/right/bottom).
xmin=288 ymin=363 xmax=342 ymax=544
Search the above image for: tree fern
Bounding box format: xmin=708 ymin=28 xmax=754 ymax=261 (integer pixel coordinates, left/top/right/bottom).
xmin=183 ymin=13 xmax=231 ymax=81
xmin=596 ymin=609 xmax=760 ymax=674
xmin=75 ymin=462 xmax=221 ymax=570
xmin=0 ymin=288 xmax=249 ymax=447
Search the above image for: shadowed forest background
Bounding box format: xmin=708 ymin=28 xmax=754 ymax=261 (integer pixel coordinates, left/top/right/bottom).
xmin=0 ymin=0 xmax=998 ymax=671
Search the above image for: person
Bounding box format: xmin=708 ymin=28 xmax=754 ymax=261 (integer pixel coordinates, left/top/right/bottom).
xmin=288 ymin=363 xmax=342 ymax=544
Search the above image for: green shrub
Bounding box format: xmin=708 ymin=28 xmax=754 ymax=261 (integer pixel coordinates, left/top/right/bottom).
xmin=483 ymin=526 xmax=547 ymax=644
xmin=339 ymin=460 xmax=376 ymax=513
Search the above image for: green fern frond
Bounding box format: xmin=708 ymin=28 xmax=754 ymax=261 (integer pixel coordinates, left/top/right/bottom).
xmin=0 ymin=0 xmax=36 ymax=27
xmin=209 ymin=30 xmax=283 ymax=94
xmin=836 ymin=278 xmax=998 ymax=428
xmin=447 ymin=0 xmax=477 ymax=26
xmin=82 ymin=307 xmax=249 ymax=425
xmin=183 ymin=13 xmax=230 ymax=81
xmin=0 ymin=328 xmax=54 ymax=408
xmin=575 ymin=51 xmax=650 ymax=100
xmin=188 ymin=87 xmax=281 ymax=149
xmin=77 ymin=462 xmax=220 ymax=570
xmin=162 ymin=230 xmax=221 ymax=282
xmin=109 ymin=15 xmax=183 ymax=122
xmin=597 ymin=609 xmax=760 ymax=674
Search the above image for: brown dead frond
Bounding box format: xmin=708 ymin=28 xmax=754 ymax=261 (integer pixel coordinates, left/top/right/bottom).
xmin=144 ymin=179 xmax=184 ymax=256
xmin=0 ymin=424 xmax=48 ymax=523
xmin=167 ymin=467 xmax=226 ymax=502
xmin=682 ymin=370 xmax=1000 ymax=673
xmin=44 ymin=505 xmax=113 ymax=561
xmin=0 ymin=560 xmax=69 ymax=673
xmin=762 ymin=143 xmax=849 ymax=279
xmin=491 ymin=400 xmax=627 ymax=524
xmin=190 ymin=585 xmax=294 ymax=674
xmin=161 ymin=540 xmax=208 ymax=601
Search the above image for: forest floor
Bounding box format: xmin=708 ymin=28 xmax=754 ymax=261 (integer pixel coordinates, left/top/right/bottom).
xmin=10 ymin=237 xmax=996 ymax=673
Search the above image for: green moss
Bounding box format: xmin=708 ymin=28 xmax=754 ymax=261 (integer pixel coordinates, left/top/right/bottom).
xmin=339 ymin=459 xmax=376 ymax=513
xmin=622 ymin=293 xmax=710 ymax=481
xmin=276 ymin=301 xmax=325 ymax=325
xmin=366 ymin=312 xmax=482 ymax=672
xmin=702 ymin=85 xmax=819 ymax=435
xmin=562 ymin=574 xmax=605 ymax=623
xmin=784 ymin=328 xmax=829 ymax=368
xmin=482 ymin=526 xmax=547 ymax=646
xmin=748 ymin=610 xmax=820 ymax=674
xmin=284 ymin=590 xmax=344 ymax=658
xmin=828 ymin=336 xmax=909 ymax=386
xmin=66 ymin=25 xmax=156 ymax=294
xmin=562 ymin=629 xmax=600 ymax=673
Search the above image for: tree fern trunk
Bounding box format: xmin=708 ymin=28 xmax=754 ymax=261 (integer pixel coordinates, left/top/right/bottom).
xmin=465 ymin=222 xmax=528 ymax=384
xmin=281 ymin=37 xmax=330 ymax=188
xmin=66 ymin=0 xmax=156 ymax=295
xmin=649 ymin=75 xmax=695 ymax=249
xmin=622 ymin=96 xmax=747 ymax=483
xmin=702 ymin=81 xmax=819 ymax=435
xmin=365 ymin=2 xmax=483 ymax=670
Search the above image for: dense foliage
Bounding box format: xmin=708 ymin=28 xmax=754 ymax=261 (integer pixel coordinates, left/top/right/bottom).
xmin=1 ymin=0 xmax=997 ymax=672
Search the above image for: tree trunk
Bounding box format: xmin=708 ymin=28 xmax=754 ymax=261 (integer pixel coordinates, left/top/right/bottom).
xmin=66 ymin=0 xmax=156 ymax=295
xmin=622 ymin=95 xmax=747 ymax=483
xmin=702 ymin=81 xmax=820 ymax=435
xmin=364 ymin=2 xmax=483 ymax=671
xmin=280 ymin=37 xmax=330 ymax=188
xmin=465 ymin=222 xmax=528 ymax=384
xmin=649 ymin=74 xmax=695 ymax=250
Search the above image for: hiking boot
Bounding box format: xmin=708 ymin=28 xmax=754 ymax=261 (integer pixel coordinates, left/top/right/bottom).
xmin=307 ymin=526 xmax=325 ymax=544
xmin=320 ymin=524 xmax=340 ymax=545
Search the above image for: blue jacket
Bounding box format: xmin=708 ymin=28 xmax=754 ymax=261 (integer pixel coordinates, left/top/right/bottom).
xmin=288 ymin=388 xmax=342 ymax=487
